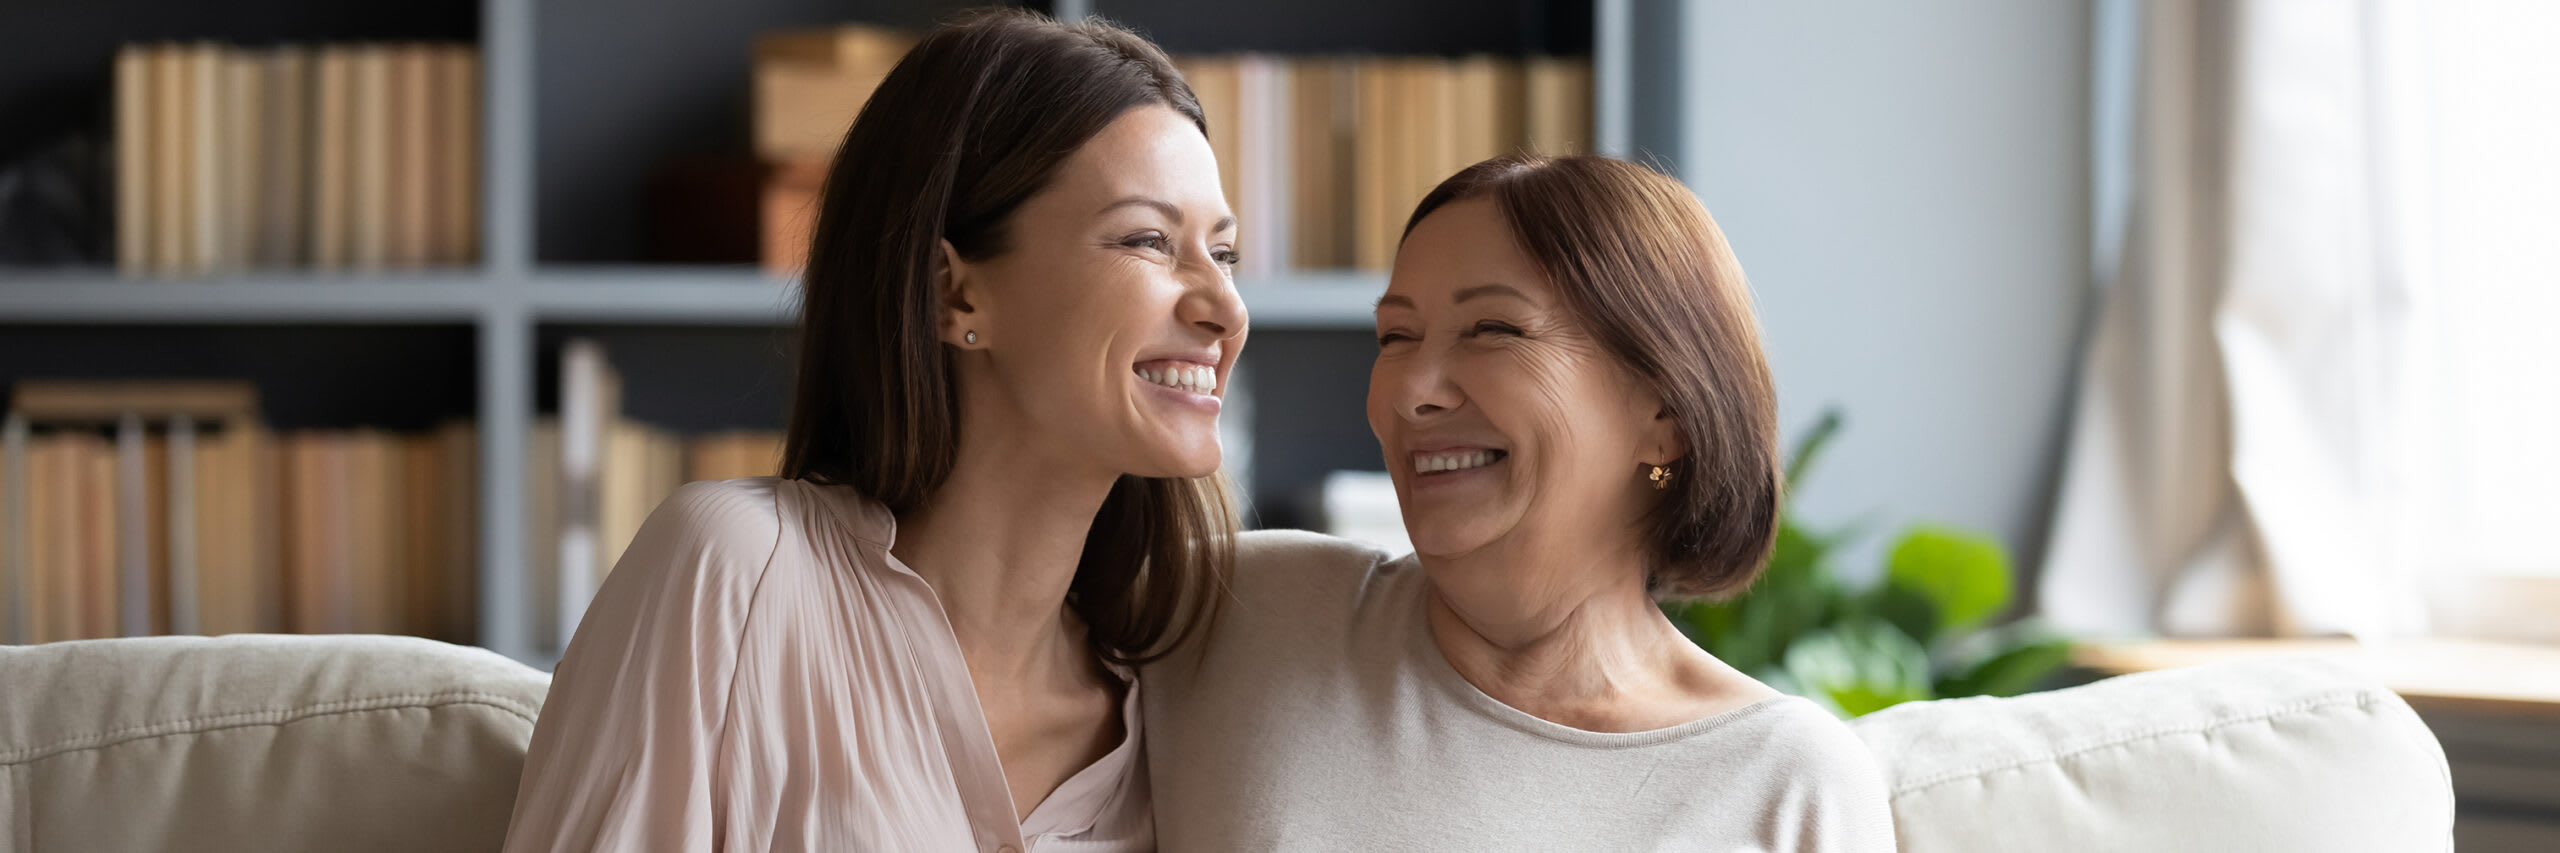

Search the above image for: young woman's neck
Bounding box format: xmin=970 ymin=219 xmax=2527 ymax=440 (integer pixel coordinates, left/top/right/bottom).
xmin=1422 ymin=525 xmax=1711 ymax=732
xmin=891 ymin=422 xmax=1117 ymax=682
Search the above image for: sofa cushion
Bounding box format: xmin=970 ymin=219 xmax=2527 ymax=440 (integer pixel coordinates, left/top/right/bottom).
xmin=1850 ymin=656 xmax=2453 ymax=852
xmin=0 ymin=634 xmax=552 ymax=853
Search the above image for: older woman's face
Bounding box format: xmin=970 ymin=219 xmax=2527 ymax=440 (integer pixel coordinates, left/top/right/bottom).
xmin=1369 ymin=198 xmax=1673 ymax=562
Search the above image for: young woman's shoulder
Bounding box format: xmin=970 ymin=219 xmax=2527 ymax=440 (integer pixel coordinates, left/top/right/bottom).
xmin=569 ymin=477 xmax=796 ymax=636
xmin=625 ymin=477 xmax=792 ymax=580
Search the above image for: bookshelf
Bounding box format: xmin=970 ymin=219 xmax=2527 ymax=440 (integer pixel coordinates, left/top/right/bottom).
xmin=1 ymin=0 xmax=1628 ymax=667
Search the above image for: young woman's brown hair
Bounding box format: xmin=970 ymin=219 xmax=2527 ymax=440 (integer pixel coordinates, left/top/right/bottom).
xmin=780 ymin=9 xmax=1236 ymax=663
xmin=1402 ymin=154 xmax=1781 ymax=600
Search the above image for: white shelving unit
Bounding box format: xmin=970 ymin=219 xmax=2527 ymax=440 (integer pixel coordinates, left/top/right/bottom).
xmin=0 ymin=0 xmax=1628 ymax=666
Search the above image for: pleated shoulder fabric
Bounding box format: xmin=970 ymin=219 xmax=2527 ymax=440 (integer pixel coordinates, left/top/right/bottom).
xmin=501 ymin=477 xmax=1149 ymax=853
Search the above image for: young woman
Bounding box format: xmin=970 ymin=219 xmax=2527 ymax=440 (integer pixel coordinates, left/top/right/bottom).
xmin=1145 ymin=156 xmax=1895 ymax=850
xmin=502 ymin=10 xmax=1245 ymax=851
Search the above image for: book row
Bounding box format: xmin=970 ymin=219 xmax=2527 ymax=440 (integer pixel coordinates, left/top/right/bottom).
xmin=111 ymin=42 xmax=482 ymax=277
xmin=750 ymin=25 xmax=1592 ymax=274
xmin=0 ymin=375 xmax=784 ymax=647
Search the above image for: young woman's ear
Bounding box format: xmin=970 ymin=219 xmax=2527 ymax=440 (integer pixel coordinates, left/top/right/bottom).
xmin=937 ymin=239 xmax=985 ymax=349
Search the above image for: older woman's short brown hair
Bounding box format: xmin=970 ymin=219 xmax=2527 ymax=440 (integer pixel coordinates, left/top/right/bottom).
xmin=1403 ymin=154 xmax=1781 ymax=601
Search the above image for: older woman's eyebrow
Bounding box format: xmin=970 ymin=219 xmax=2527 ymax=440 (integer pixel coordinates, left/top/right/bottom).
xmin=1453 ymin=283 xmax=1536 ymax=305
xmin=1375 ymin=294 xmax=1416 ymax=311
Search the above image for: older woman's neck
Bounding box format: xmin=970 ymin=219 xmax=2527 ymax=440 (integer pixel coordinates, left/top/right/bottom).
xmin=1423 ymin=545 xmax=1717 ymax=732
xmin=891 ymin=428 xmax=1117 ymax=678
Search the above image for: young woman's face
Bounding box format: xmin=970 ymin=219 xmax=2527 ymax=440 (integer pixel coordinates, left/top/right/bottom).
xmin=946 ymin=104 xmax=1246 ymax=479
xmin=1369 ymin=198 xmax=1670 ymax=563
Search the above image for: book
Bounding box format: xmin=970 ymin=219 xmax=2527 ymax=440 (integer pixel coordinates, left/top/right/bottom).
xmin=1450 ymin=55 xmax=1519 ymax=169
xmin=1288 ymin=58 xmax=1355 ymax=270
xmin=223 ymin=50 xmax=260 ymax=274
xmin=149 ymin=44 xmax=187 ymax=276
xmin=434 ymin=46 xmax=480 ymax=266
xmin=256 ymin=48 xmax=310 ymax=267
xmin=309 ymin=46 xmax=354 ymax=270
xmin=1523 ymin=57 xmax=1592 ymax=156
xmin=601 ymin=419 xmax=683 ymax=586
xmin=685 ymin=430 xmax=784 ymax=483
xmin=349 ymin=46 xmax=392 ymax=271
xmin=1404 ymin=58 xmax=1461 ymax=247
xmin=759 ymin=159 xmax=826 ymax=275
xmin=0 ymin=414 xmax=24 ymax=644
xmin=407 ymin=420 xmax=477 ymax=641
xmin=114 ymin=45 xmax=152 ymax=276
xmin=1233 ymin=55 xmax=1285 ymax=279
xmin=557 ymin=339 xmax=614 ymax=647
xmin=1352 ymin=59 xmax=1401 ymax=270
xmin=191 ymin=417 xmax=269 ymax=635
xmin=10 ymin=380 xmax=259 ymax=424
xmin=751 ymin=25 xmax=915 ymax=161
xmin=1182 ymin=57 xmax=1243 ymax=219
xmin=27 ymin=432 xmax=67 ymax=642
xmin=78 ymin=431 xmax=119 ymax=640
xmin=346 ymin=429 xmax=396 ymax=634
xmin=114 ymin=413 xmax=150 ymax=636
xmin=389 ymin=44 xmax=434 ymax=268
xmin=166 ymin=414 xmax=197 ymax=634
xmin=285 ymin=432 xmax=355 ymax=634
xmin=187 ymin=43 xmax=224 ymax=275
xmin=438 ymin=420 xmax=478 ymax=642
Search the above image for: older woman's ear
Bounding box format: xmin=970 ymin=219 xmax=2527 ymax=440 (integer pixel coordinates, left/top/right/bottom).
xmin=1643 ymin=405 xmax=1691 ymax=467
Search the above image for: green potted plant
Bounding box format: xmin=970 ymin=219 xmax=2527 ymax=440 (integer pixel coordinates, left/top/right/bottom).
xmin=1665 ymin=410 xmax=2073 ymax=717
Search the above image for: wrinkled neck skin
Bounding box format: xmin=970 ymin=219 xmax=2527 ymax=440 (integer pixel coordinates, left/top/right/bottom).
xmin=891 ymin=383 xmax=1121 ymax=689
xmin=1420 ymin=519 xmax=1722 ymax=733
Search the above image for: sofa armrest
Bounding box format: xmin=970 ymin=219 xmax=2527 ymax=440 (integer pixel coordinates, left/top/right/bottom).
xmin=1 ymin=634 xmax=552 ymax=853
xmin=1851 ymin=657 xmax=2453 ymax=852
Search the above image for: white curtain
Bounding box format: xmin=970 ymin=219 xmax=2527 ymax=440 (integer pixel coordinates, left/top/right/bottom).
xmin=2039 ymin=0 xmax=2441 ymax=639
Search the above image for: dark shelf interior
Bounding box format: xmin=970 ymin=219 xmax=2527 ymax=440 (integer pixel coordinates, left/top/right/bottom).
xmin=1097 ymin=0 xmax=1592 ymax=55
xmin=0 ymin=323 xmax=478 ymax=431
xmin=533 ymin=323 xmax=797 ymax=434
xmin=0 ymin=0 xmax=479 ymax=164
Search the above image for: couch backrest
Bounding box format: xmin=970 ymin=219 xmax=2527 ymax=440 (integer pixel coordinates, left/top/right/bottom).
xmin=1850 ymin=656 xmax=2454 ymax=852
xmin=0 ymin=634 xmax=552 ymax=853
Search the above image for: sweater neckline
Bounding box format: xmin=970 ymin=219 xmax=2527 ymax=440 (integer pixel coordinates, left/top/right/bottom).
xmin=1386 ymin=556 xmax=1801 ymax=749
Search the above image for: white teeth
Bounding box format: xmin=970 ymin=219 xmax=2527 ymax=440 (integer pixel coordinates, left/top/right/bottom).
xmin=1138 ymin=364 xmax=1216 ymax=394
xmin=1414 ymin=450 xmax=1500 ymax=473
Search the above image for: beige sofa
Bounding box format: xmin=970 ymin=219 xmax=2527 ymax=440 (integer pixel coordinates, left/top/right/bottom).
xmin=0 ymin=635 xmax=2452 ymax=852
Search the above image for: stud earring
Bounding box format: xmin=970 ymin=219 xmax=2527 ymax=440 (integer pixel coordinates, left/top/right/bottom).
xmin=964 ymin=331 xmax=978 ymax=345
xmin=1649 ymin=465 xmax=1673 ymax=490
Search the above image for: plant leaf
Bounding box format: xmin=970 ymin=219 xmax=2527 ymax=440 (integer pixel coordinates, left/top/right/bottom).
xmin=1784 ymin=408 xmax=1846 ymax=490
xmin=1781 ymin=620 xmax=1933 ymax=717
xmin=1935 ymin=622 xmax=2074 ymax=698
xmin=1669 ymin=518 xmax=1844 ymax=674
xmin=1883 ymin=525 xmax=2011 ymax=643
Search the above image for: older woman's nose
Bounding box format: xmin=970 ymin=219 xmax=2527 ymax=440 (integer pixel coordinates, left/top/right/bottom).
xmin=1389 ymin=355 xmax=1462 ymax=421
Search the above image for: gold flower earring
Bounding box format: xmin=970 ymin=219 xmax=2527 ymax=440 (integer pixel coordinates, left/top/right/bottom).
xmin=1649 ymin=465 xmax=1673 ymax=490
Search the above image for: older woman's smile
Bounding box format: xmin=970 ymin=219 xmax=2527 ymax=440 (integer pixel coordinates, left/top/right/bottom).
xmin=1410 ymin=446 xmax=1507 ymax=475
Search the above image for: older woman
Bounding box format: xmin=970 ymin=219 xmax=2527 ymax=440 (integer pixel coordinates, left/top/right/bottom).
xmin=1145 ymin=155 xmax=1894 ymax=850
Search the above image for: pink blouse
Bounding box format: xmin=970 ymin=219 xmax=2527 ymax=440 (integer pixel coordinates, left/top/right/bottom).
xmin=501 ymin=477 xmax=1151 ymax=853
